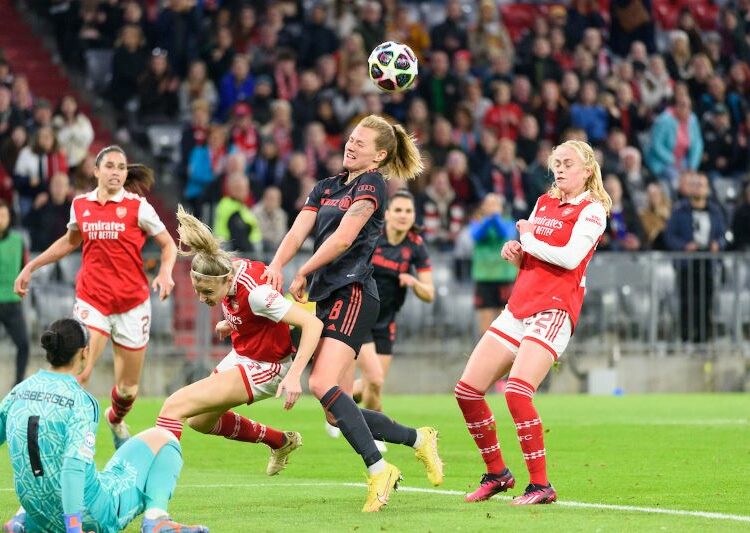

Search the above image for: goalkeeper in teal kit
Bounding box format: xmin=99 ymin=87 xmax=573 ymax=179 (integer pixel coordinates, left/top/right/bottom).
xmin=1 ymin=318 xmax=208 ymax=533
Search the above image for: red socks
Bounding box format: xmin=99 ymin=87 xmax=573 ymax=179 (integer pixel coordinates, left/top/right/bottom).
xmin=209 ymin=411 xmax=286 ymax=449
xmin=455 ymin=381 xmax=507 ymax=474
xmin=505 ymin=377 xmax=548 ymax=486
xmin=108 ymin=386 xmax=135 ymax=425
xmin=156 ymin=416 xmax=184 ymax=440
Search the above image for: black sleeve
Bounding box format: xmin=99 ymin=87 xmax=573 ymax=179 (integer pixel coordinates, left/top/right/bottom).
xmin=302 ymin=179 xmax=325 ymax=213
xmin=228 ymin=212 xmax=253 ymax=252
xmin=351 ymin=172 xmax=387 ymax=211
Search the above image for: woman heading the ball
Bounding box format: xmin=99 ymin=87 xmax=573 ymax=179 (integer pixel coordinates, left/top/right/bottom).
xmin=456 ymin=140 xmax=611 ymax=504
xmin=262 ymin=115 xmax=443 ymax=512
xmin=154 ymin=206 xmax=323 ymax=476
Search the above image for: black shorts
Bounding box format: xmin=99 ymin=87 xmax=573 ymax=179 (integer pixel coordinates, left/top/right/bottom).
xmin=474 ymin=281 xmax=514 ymax=310
xmin=316 ymin=283 xmax=379 ymax=354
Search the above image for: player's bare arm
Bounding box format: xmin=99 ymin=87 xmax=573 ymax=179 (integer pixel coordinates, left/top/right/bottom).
xmin=264 ymin=210 xmax=317 ymax=291
xmin=14 ymin=229 xmax=83 ymax=297
xmin=275 ymin=305 xmax=324 ymax=410
xmin=152 ymin=230 xmax=177 ymax=300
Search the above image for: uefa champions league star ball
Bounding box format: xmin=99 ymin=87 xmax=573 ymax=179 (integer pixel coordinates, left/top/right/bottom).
xmin=367 ymin=41 xmax=418 ymax=93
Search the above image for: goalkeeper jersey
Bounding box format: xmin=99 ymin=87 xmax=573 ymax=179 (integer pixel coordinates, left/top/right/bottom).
xmin=0 ymin=370 xmax=111 ymax=532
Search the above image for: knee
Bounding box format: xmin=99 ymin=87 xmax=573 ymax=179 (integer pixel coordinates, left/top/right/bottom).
xmin=455 ymin=380 xmax=484 ymax=400
xmin=159 ymin=391 xmax=184 ymax=419
xmin=307 ymin=374 xmax=332 ymax=400
xmin=186 ymin=416 xmax=213 ymax=434
xmin=366 ymin=374 xmax=384 ymax=392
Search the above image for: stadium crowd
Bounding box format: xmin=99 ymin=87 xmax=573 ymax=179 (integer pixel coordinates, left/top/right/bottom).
xmin=1 ymin=0 xmax=750 ymax=257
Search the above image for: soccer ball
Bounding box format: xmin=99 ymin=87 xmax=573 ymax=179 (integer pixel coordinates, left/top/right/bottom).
xmin=367 ymin=41 xmax=418 ymax=93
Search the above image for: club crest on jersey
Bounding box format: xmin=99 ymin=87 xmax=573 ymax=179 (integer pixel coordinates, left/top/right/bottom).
xmin=79 ymin=309 xmax=89 ymax=320
xmin=231 ymin=299 xmax=239 ymax=312
xmin=562 ymin=207 xmax=574 ymax=216
xmin=116 ymin=206 xmax=127 ymax=219
xmin=401 ymin=247 xmax=412 ymax=260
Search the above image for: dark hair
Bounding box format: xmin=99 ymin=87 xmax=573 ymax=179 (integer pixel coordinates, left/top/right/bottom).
xmin=0 ymin=198 xmax=10 ymax=212
xmin=40 ymin=319 xmax=89 ymax=367
xmin=95 ymin=145 xmax=155 ymax=195
xmin=387 ymin=189 xmax=422 ymax=233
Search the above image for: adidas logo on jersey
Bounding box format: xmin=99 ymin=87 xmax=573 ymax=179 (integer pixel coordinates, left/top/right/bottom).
xmin=83 ymin=209 xmax=91 ymax=217
xmin=326 ymin=324 xmax=337 ymax=331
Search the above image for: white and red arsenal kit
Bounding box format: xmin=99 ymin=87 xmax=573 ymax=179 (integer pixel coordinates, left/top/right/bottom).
xmin=67 ymin=188 xmax=166 ymax=315
xmin=509 ymin=190 xmax=606 ymax=328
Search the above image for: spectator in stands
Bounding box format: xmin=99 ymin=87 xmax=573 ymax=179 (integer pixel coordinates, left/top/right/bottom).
xmin=178 ymin=60 xmax=218 ymax=121
xmin=483 ymin=81 xmax=522 ymax=141
xmin=701 ymin=104 xmax=739 ymax=179
xmin=646 ymin=91 xmax=703 ymax=192
xmin=730 ymin=181 xmax=750 ymax=250
xmin=517 ymin=16 xmax=550 ymax=67
xmin=511 ymin=75 xmax=533 ymax=113
xmin=609 ymin=0 xmax=656 ymax=56
xmin=468 ymin=0 xmax=513 ymax=68
xmin=252 ymin=186 xmax=288 ymax=253
xmin=279 ymin=152 xmax=310 ymax=227
xmin=640 ymin=181 xmax=671 ymax=250
xmin=601 ymin=128 xmax=628 ymax=174
xmin=0 ymin=199 xmax=29 ymax=385
xmin=304 ymin=122 xmax=334 ymax=179
xmin=516 ymin=114 xmax=540 ymax=167
xmin=217 ymin=53 xmax=254 ymax=121
xmin=567 ymin=0 xmax=607 ymax=49
xmin=138 ymin=48 xmax=180 ymax=123
xmin=426 ymin=116 xmax=458 ymax=168
xmin=292 ymin=70 xmax=323 ymax=131
xmin=470 ymin=128 xmax=497 ymax=191
xmin=517 ymin=37 xmax=562 ymax=90
xmin=470 ymin=193 xmax=517 ymax=335
xmin=668 ymin=30 xmax=695 ymax=81
xmin=332 ymin=65 xmax=367 ymax=127
xmin=214 ymin=172 xmax=262 ymax=253
xmin=0 ymin=125 xmax=28 ymax=174
xmin=28 ymin=98 xmax=54 ymax=135
xmin=570 ymin=80 xmax=608 ymax=145
xmin=463 ymin=78 xmax=492 ymax=132
xmin=688 ymin=53 xmax=713 ymax=106
xmin=700 ymin=75 xmax=745 ymax=129
xmin=560 ymin=70 xmax=581 ymax=103
xmin=534 ymin=80 xmax=570 ymax=143
xmin=229 ymin=102 xmax=259 ymax=168
xmin=23 ymin=172 xmax=71 ymax=252
xmin=203 ymin=26 xmax=235 ymax=87
xmin=71 ymin=154 xmax=96 ymax=195
xmin=619 ymin=146 xmax=652 ymax=209
xmin=664 ymin=172 xmax=726 ymax=343
xmin=355 ymin=1 xmax=386 ymax=53
xmin=0 ymin=86 xmax=21 ymax=145
xmin=417 ymin=50 xmax=460 ymax=118
xmin=600 ymin=174 xmax=644 ymax=251
xmin=185 ymin=124 xmax=228 ymax=220
xmin=178 ymin=98 xmax=210 ymax=187
xmin=297 ymin=3 xmax=339 ymax=69
xmin=232 ymin=5 xmax=260 ymax=54
xmin=550 ymin=27 xmax=574 ymax=71
xmin=250 ymin=138 xmax=284 ymax=197
xmin=430 ymin=0 xmax=467 ymax=55
xmin=610 ymin=80 xmax=649 ymax=147
xmin=250 ymin=75 xmax=275 ymax=126
xmin=152 ymin=0 xmax=201 ymax=78
xmin=639 ymin=55 xmax=674 ymax=111
xmin=262 ymin=100 xmax=294 ymax=161
xmin=524 ymin=140 xmax=554 ymax=202
xmin=483 ymin=49 xmax=514 ymax=93
xmin=387 ymin=6 xmax=431 ymax=64
xmin=336 ymin=34 xmax=368 ymax=89
xmin=10 ymin=76 xmax=33 ymax=127
xmin=110 ymin=24 xmax=148 ymax=130
xmin=419 ymin=168 xmax=465 ymax=251
xmin=0 ymin=58 xmax=14 ymax=89
xmin=445 ymin=149 xmax=475 ymax=206
xmin=52 ymin=95 xmax=94 ymax=172
xmin=273 ymin=49 xmax=299 ymax=102
xmin=452 ymin=103 xmax=478 ymax=154
xmin=13 ymin=125 xmax=68 ymax=218
xmin=490 ymin=138 xmax=529 ymax=219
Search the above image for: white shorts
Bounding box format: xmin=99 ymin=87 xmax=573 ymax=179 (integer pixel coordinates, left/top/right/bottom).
xmin=214 ymin=350 xmax=292 ymax=404
xmin=74 ymin=298 xmax=151 ymax=350
xmin=487 ymin=307 xmax=572 ymax=361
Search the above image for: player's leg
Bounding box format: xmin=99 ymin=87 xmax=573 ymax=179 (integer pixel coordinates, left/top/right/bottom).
xmin=357 ymin=342 xmax=384 ymax=411
xmin=506 ymin=310 xmax=570 ymax=505
xmin=2 ymin=506 xmax=26 ymax=533
xmin=458 ymin=309 xmax=519 ymax=502
xmin=106 ymin=343 xmax=146 ymax=448
xmin=73 ymin=299 xmax=112 ymax=385
xmin=0 ymin=302 xmax=30 ymax=385
xmin=104 ymin=428 xmax=208 ymax=532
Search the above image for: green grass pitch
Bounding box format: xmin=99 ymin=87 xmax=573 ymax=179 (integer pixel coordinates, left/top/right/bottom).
xmin=2 ymin=394 xmax=749 ymax=532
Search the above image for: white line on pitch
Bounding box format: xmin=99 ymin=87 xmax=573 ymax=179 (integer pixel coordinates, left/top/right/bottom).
xmin=3 ymin=481 xmax=749 ymax=524
xmin=176 ymin=481 xmax=750 ymax=524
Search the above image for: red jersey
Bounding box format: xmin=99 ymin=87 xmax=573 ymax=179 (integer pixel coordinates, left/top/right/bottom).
xmin=67 ymin=188 xmax=166 ymax=315
xmin=508 ymin=191 xmax=606 ymax=328
xmin=222 ymin=259 xmax=294 ymax=363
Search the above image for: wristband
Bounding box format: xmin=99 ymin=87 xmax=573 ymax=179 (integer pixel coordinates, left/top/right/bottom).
xmin=64 ymin=512 xmax=83 ymax=533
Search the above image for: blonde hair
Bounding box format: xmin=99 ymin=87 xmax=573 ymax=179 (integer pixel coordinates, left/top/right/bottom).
xmin=547 ymin=140 xmax=612 ymax=214
xmin=358 ymin=114 xmax=423 ymax=180
xmin=176 ymin=205 xmax=234 ymax=278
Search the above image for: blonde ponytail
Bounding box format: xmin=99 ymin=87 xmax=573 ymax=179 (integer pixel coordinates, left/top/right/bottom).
xmin=358 ymin=114 xmax=424 ymax=180
xmin=547 ymin=140 xmax=613 ymax=215
xmin=176 ymin=204 xmax=234 ymax=278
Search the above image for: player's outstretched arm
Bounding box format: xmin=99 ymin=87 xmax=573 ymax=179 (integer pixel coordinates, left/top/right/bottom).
xmin=14 ymin=230 xmax=83 ymax=297
xmin=151 ymin=230 xmax=177 ymax=300
xmin=276 ymin=305 xmax=324 ymax=410
xmin=264 ymin=209 xmax=317 ymax=292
